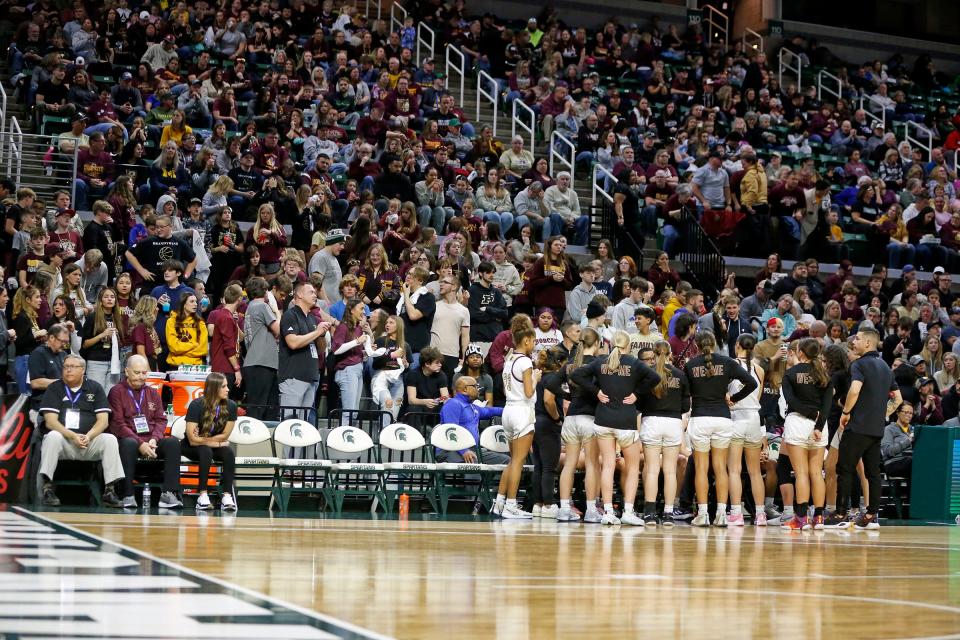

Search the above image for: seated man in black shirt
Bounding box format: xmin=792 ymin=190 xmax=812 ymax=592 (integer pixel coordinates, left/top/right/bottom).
xmin=405 ymin=347 xmax=449 ymax=421
xmin=28 ymin=323 xmax=70 ymax=414
xmin=37 ymin=354 xmax=124 ymax=507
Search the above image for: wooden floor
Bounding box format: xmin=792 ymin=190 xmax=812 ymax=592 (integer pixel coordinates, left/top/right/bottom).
xmin=51 ymin=512 xmax=960 ymax=640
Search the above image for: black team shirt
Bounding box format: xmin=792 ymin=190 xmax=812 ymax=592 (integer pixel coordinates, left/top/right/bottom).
xmin=571 ymin=354 xmax=660 ymax=430
xmin=684 ymin=354 xmax=757 ymax=419
xmin=641 ymin=364 xmax=691 ymax=419
xmin=782 ymin=362 xmax=835 ymax=431
xmin=846 ymin=350 xmax=898 ymax=437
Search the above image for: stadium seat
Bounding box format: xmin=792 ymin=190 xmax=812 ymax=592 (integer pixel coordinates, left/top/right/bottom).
xmin=378 ymin=423 xmax=437 ymax=514
xmin=273 ymin=418 xmax=328 ymax=513
xmin=227 ymin=416 xmax=280 ymax=508
xmin=322 ymin=426 xmax=385 ymax=515
xmin=430 ymin=423 xmax=488 ymax=516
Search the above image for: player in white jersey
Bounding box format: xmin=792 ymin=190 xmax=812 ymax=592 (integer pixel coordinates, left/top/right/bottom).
xmin=494 ymin=316 xmax=540 ymax=519
xmin=726 ymin=333 xmax=767 ymax=526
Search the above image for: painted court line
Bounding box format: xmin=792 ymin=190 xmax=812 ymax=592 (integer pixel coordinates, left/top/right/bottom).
xmin=17 ymin=507 xmax=394 ymax=640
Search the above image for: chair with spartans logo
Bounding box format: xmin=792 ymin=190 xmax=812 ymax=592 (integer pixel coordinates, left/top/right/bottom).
xmin=378 ymin=423 xmax=438 ymax=514
xmin=228 ymin=417 xmax=281 ymax=510
xmin=322 ymin=425 xmax=386 ymax=515
xmin=273 ymin=418 xmax=328 ymax=513
xmin=429 ymin=423 xmax=489 ymax=516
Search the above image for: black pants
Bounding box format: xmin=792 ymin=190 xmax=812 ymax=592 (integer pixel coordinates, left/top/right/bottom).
xmin=529 ymin=418 xmax=562 ymax=505
xmin=441 ymin=355 xmax=459 ymax=384
xmin=180 ymin=443 xmax=236 ymax=491
xmin=837 ymin=431 xmax=882 ymax=514
xmin=118 ymin=436 xmax=181 ymax=497
xmin=243 ymin=365 xmax=278 ymax=421
xmin=884 ymin=457 xmax=912 ymax=478
xmin=678 ymin=455 xmax=696 ymax=507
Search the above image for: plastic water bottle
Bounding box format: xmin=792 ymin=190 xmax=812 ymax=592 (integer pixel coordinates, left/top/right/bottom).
xmin=142 ymin=485 xmax=151 ymax=508
xmin=399 ymin=494 xmax=409 ymax=519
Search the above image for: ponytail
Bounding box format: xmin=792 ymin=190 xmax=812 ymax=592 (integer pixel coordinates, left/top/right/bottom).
xmin=536 ymin=346 xmax=568 ymax=373
xmin=652 ymin=340 xmax=673 ymax=399
xmin=696 ymin=330 xmax=717 ymax=375
xmin=799 ymin=337 xmax=829 ymax=387
xmin=607 ymin=330 xmax=631 ymax=371
xmin=574 ymin=327 xmax=600 ymax=369
xmin=737 ymin=333 xmax=757 ymax=373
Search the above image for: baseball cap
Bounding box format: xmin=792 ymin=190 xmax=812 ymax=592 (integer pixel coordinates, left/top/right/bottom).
xmin=447 ymin=118 xmax=461 ymax=127
xmin=766 ymin=317 xmax=783 ymax=328
xmin=527 ymin=17 xmax=537 ymax=24
xmin=120 ymin=71 xmax=133 ymax=80
xmin=164 ymin=34 xmax=176 ymax=43
xmin=918 ymin=376 xmax=935 ymax=387
xmin=761 ymin=280 xmax=774 ymax=294
xmin=55 ymin=207 xmax=75 ymax=218
xmin=371 ymin=101 xmax=385 ymax=111
xmin=189 ymin=197 xmax=202 ymax=205
xmin=241 ymin=149 xmax=255 ymax=158
xmin=643 ymin=131 xmax=657 ymax=139
xmin=908 ymin=355 xmax=924 ymax=366
xmin=71 ymin=112 xmax=88 ymax=123
xmin=464 ymin=343 xmax=483 ymax=358
xmin=933 ymin=266 xmax=946 ymax=274
xmin=902 ymin=264 xmax=916 ymax=273
xmin=950 ymin=306 xmax=960 ymax=315
xmin=325 ymin=228 xmax=347 ymax=246
xmin=74 ymin=56 xmax=85 ymax=66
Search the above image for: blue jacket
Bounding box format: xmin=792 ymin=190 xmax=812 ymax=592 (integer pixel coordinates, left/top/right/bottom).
xmin=438 ymin=392 xmax=504 ymax=455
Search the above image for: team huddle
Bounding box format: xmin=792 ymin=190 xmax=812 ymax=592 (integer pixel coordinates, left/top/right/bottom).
xmin=490 ymin=313 xmax=899 ymax=531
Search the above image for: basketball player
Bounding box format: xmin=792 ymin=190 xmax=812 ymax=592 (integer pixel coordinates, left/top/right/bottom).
xmin=684 ymin=331 xmax=758 ymax=527
xmin=780 ymin=338 xmax=835 ymax=530
xmin=727 ymin=333 xmax=767 ymax=526
xmin=571 ymin=330 xmax=660 ymax=525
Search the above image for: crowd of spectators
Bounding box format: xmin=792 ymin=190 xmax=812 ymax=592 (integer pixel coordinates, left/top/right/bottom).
xmin=2 ymin=0 xmax=959 ymax=508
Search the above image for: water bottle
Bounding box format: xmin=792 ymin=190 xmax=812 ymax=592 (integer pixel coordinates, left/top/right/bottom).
xmin=142 ymin=485 xmax=151 ymax=507
xmin=399 ymin=493 xmax=409 ymax=519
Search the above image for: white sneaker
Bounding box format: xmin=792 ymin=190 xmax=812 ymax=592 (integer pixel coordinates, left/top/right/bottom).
xmin=713 ymin=511 xmax=728 ymax=527
xmin=556 ymin=507 xmax=579 ymax=522
xmin=531 ymin=504 xmax=542 ymax=517
xmin=692 ymin=512 xmax=710 ymax=527
xmin=620 ymin=511 xmax=644 ymax=526
xmin=539 ymin=504 xmax=559 ymax=519
xmin=500 ymin=504 xmax=533 ymax=519
xmin=195 ymin=493 xmax=213 ymax=510
xmin=220 ymin=493 xmax=237 ymax=512
xmin=600 ymin=512 xmax=621 ymax=525
xmin=491 ymin=502 xmax=504 ymax=517
xmin=583 ymin=510 xmax=602 ymax=524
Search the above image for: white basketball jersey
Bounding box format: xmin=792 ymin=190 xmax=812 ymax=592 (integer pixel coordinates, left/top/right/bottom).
xmin=503 ymin=352 xmax=535 ymax=406
xmin=729 ymin=357 xmax=762 ymax=412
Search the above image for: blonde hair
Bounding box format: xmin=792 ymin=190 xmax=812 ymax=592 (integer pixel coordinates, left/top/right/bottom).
xmin=607 ymin=330 xmax=631 ymax=371
xmin=252 ymin=203 xmax=281 ymax=238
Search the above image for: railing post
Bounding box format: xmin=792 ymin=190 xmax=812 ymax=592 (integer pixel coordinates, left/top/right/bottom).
xmin=511 ymin=99 xmax=535 ymax=159
xmin=0 ymin=82 xmax=6 ymax=163
xmin=476 ymin=71 xmax=498 ymax=136
xmin=416 ymin=23 xmax=435 ymax=68
xmin=778 ymin=47 xmax=802 ymax=92
xmin=549 ymin=131 xmax=575 ymax=184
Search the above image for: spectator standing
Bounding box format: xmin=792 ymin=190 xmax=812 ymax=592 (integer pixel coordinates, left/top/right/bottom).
xmin=468 ymin=262 xmax=508 ymax=357
xmin=399 ymin=266 xmax=436 ymax=370
xmin=242 ymin=278 xmax=280 ymax=420
xmin=279 ymin=282 xmax=331 ymax=419
xmin=430 ymin=274 xmax=471 ymax=381
xmin=331 ymin=299 xmax=372 ymax=424
xmin=82 ymin=201 xmax=118 ymax=283
xmin=207 ymin=284 xmax=245 ymax=398
xmin=165 ymin=293 xmax=208 ymax=367
xmin=308 ymin=228 xmax=346 ymax=304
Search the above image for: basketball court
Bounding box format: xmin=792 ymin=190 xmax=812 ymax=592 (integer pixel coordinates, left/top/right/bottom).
xmin=3 ymin=507 xmax=960 ymax=639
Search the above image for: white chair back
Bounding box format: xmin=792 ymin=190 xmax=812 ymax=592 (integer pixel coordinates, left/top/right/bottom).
xmin=228 ymin=416 xmax=271 ymax=445
xmin=326 ymin=426 xmax=374 ymax=453
xmin=274 ymin=419 xmax=322 ymax=448
xmin=379 ymin=423 xmax=426 ymax=451
xmin=480 ymin=425 xmax=509 ymax=453
xmin=430 ymin=423 xmax=476 ymax=452
xmin=170 ymin=416 xmax=186 ymax=440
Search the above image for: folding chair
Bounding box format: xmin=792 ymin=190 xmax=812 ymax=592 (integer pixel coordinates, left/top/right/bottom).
xmin=228 ymin=416 xmax=280 ymax=509
xmin=429 ymin=423 xmax=488 ymax=516
xmin=379 ymin=423 xmax=437 ymax=514
xmin=273 ymin=418 xmax=328 ymax=513
xmin=322 ymin=425 xmax=385 ymax=515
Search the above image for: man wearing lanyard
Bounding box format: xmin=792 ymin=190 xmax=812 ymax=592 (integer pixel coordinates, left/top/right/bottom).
xmin=37 ymin=354 xmax=124 ymax=507
xmin=108 ymin=354 xmax=183 ymax=509
xmin=279 ymin=281 xmax=331 ymax=420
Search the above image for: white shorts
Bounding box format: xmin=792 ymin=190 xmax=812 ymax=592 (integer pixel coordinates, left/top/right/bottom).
xmin=783 ymin=413 xmax=827 ymax=450
xmin=829 ymin=427 xmax=843 ymax=450
xmin=687 ymin=417 xmax=734 ymax=452
xmin=501 ymin=405 xmax=535 ymax=440
xmin=730 ymin=409 xmax=764 ymax=448
xmin=562 ymin=414 xmax=596 ymax=444
xmin=594 ymin=425 xmax=640 ymax=448
xmin=640 ymin=416 xmax=683 ymax=448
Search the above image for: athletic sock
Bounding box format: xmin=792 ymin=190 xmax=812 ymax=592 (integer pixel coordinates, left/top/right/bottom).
xmin=797 ymin=502 xmax=809 ymax=517
xmin=826 ymin=504 xmax=836 ymax=512
xmin=717 ymin=502 xmax=727 ymax=515
xmin=697 ymin=503 xmax=708 ymax=515
xmin=783 ymin=506 xmax=795 ymax=518
xmin=764 ymin=497 xmax=775 ymax=508
xmin=731 ymin=504 xmax=742 ymax=515
xmin=663 ymin=504 xmax=674 ymax=515
xmin=814 ymin=506 xmax=824 ymax=517
xmin=604 ymin=503 xmax=614 ymax=515
xmin=644 ymin=501 xmax=657 ymax=516
xmin=623 ymin=502 xmax=634 ymax=515
xmin=560 ymin=499 xmax=570 ymax=509
xmin=505 ymin=499 xmax=517 ymax=510
xmin=496 ymin=493 xmax=505 ymax=505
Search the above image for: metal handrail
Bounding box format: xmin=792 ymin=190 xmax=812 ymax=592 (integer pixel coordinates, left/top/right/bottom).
xmin=511 ymin=99 xmax=535 ymax=158
xmin=778 ymin=47 xmax=802 ymax=92
xmin=389 ymin=2 xmax=407 ymax=36
xmin=592 ymin=164 xmax=616 ymax=208
xmin=476 ymin=70 xmax=499 ymax=136
xmin=904 ymin=121 xmax=933 ymax=163
xmin=677 ymin=207 xmax=726 ymax=300
xmin=416 ymin=22 xmax=435 ymax=67
xmin=0 ymin=81 xmax=7 ymax=159
xmin=742 ymin=27 xmax=763 ymax=53
xmin=365 ymin=0 xmax=382 ymax=22
xmin=704 ymin=5 xmax=729 ymax=47
xmin=817 ymin=70 xmax=842 ymax=103
xmin=859 ymin=93 xmax=888 ymax=131
xmin=445 ymin=44 xmax=465 ymax=106
xmin=549 ymin=131 xmax=575 ymax=183
xmin=7 ymin=117 xmax=22 ymax=181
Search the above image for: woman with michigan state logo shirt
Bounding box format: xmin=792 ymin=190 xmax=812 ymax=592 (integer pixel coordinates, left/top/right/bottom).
xmin=207 ymin=207 xmax=244 ymax=305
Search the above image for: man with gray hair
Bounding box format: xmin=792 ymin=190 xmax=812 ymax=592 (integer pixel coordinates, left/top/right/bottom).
xmin=544 ymin=171 xmax=590 ymax=245
xmin=513 ymin=181 xmax=550 ymax=241
xmin=28 ymin=323 xmax=70 ymax=413
xmin=37 ymin=354 xmax=124 ymax=507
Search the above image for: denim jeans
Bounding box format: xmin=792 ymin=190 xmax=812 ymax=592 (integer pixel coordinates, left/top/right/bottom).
xmin=73 ymin=179 xmax=110 ymax=211
xmin=549 ymin=212 xmax=591 ymax=245
xmin=334 ymin=363 xmax=364 ymax=426
xmin=662 ymin=223 xmax=682 ymax=257
xmin=886 ymin=242 xmax=915 ymax=269
xmin=482 ymin=211 xmax=514 ymax=239
xmin=15 ymin=354 xmax=29 ymax=395
xmin=514 ymin=214 xmax=550 ymax=242
xmin=418 ymin=205 xmax=452 ymax=232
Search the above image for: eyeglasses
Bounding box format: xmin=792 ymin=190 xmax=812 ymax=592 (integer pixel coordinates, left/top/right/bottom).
xmin=63 ymin=364 xmax=84 ymax=370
